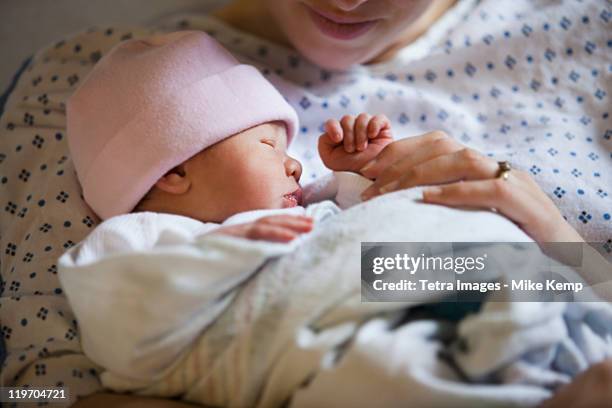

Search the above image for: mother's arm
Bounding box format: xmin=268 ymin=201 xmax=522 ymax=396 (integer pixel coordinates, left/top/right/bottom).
xmin=72 ymin=359 xmax=612 ymax=407
xmin=72 ymin=393 xmax=198 ymax=408
xmin=358 ymin=131 xmax=584 ymax=245
xmin=539 ymin=359 xmax=612 ymax=408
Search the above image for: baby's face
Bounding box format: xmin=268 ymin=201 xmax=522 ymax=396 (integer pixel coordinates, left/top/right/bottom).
xmin=178 ymin=122 xmax=302 ymax=222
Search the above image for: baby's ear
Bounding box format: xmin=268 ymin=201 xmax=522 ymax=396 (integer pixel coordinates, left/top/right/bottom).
xmin=154 ymin=164 xmax=190 ymax=195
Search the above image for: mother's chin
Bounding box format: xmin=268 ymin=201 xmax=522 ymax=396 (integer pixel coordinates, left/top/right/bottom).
xmin=265 ymin=2 xmax=395 ymax=70
xmin=292 ymin=40 xmax=382 ymax=71
xmin=281 ymin=21 xmax=385 ymax=70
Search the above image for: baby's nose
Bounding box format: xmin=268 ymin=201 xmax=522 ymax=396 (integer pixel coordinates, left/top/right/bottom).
xmin=285 ymin=157 xmax=302 ymax=182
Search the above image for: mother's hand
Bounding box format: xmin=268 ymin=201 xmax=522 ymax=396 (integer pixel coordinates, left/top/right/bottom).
xmin=539 ymin=359 xmax=612 ymax=408
xmin=358 ymin=131 xmax=583 ymax=245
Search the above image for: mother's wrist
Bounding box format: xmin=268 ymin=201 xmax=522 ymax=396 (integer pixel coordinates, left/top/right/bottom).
xmin=547 ymin=220 xmax=585 ymax=243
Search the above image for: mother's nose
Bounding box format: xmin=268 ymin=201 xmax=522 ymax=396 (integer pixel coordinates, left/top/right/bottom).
xmin=333 ymin=0 xmax=370 ymax=12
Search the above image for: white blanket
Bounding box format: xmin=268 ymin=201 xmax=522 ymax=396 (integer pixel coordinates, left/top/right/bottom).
xmin=58 ymin=179 xmax=612 ymax=408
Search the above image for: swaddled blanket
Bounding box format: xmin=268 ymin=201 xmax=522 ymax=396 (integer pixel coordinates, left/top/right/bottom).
xmin=59 ymin=174 xmax=612 ymax=407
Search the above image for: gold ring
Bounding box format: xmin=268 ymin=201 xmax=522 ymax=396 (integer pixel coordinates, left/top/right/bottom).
xmin=496 ymin=161 xmax=512 ymax=181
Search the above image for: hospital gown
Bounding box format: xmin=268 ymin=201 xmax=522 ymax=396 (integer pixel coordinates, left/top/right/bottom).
xmin=0 ymin=0 xmax=610 ymax=405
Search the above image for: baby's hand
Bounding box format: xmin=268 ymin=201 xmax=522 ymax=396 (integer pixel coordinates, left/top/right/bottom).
xmin=318 ymin=113 xmax=393 ymax=175
xmin=212 ymin=215 xmax=313 ymax=243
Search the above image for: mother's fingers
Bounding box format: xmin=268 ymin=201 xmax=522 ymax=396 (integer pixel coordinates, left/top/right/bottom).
xmin=361 ymin=147 xmax=495 ymax=199
xmin=359 ymin=130 xmax=452 ymax=179
xmin=421 ymin=178 xmax=548 ymax=242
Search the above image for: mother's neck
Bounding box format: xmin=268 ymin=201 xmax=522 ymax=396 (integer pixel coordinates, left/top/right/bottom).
xmin=368 ymin=0 xmax=457 ymax=64
xmin=211 ymin=0 xmax=457 ymax=64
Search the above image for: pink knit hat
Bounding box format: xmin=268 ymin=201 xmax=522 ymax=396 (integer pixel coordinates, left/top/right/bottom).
xmin=67 ymin=31 xmax=298 ymax=220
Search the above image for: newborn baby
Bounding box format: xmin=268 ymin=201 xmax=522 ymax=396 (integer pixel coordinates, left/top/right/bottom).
xmin=59 ymin=30 xmax=400 ymax=397
xmin=66 ymin=30 xmax=391 ymax=242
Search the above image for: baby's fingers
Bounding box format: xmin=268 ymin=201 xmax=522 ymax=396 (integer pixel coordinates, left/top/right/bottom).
xmin=367 ymin=114 xmax=392 ymax=139
xmin=340 ymin=115 xmax=356 ymax=153
xmin=252 ymin=215 xmax=313 ymax=242
xmin=248 ymin=224 xmax=300 ymax=242
xmin=260 ymin=215 xmax=313 ymax=232
xmin=355 ymin=113 xmax=371 ymax=151
xmin=324 ymin=119 xmax=343 ymax=144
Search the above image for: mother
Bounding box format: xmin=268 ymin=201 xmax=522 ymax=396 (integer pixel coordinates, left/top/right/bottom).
xmin=5 ymin=0 xmax=608 ymax=407
xmin=207 ymin=0 xmax=607 ymax=246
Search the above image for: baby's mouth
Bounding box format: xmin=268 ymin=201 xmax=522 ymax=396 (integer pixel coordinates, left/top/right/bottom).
xmin=283 ymin=188 xmax=303 ymax=208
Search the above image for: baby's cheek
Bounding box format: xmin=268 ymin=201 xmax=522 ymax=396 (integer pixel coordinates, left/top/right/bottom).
xmin=229 ymin=176 xmax=279 ymax=210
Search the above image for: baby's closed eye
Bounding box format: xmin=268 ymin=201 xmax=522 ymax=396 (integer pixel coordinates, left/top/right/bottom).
xmin=261 ymin=139 xmax=276 ymax=148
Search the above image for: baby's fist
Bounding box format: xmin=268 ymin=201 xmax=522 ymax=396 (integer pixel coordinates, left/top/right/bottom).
xmin=319 ymin=113 xmax=393 ymax=174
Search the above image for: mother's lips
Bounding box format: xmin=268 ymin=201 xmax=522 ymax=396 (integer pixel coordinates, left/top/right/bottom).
xmin=305 ymin=5 xmax=380 ymax=40
xmin=309 ymin=6 xmax=378 ymax=24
